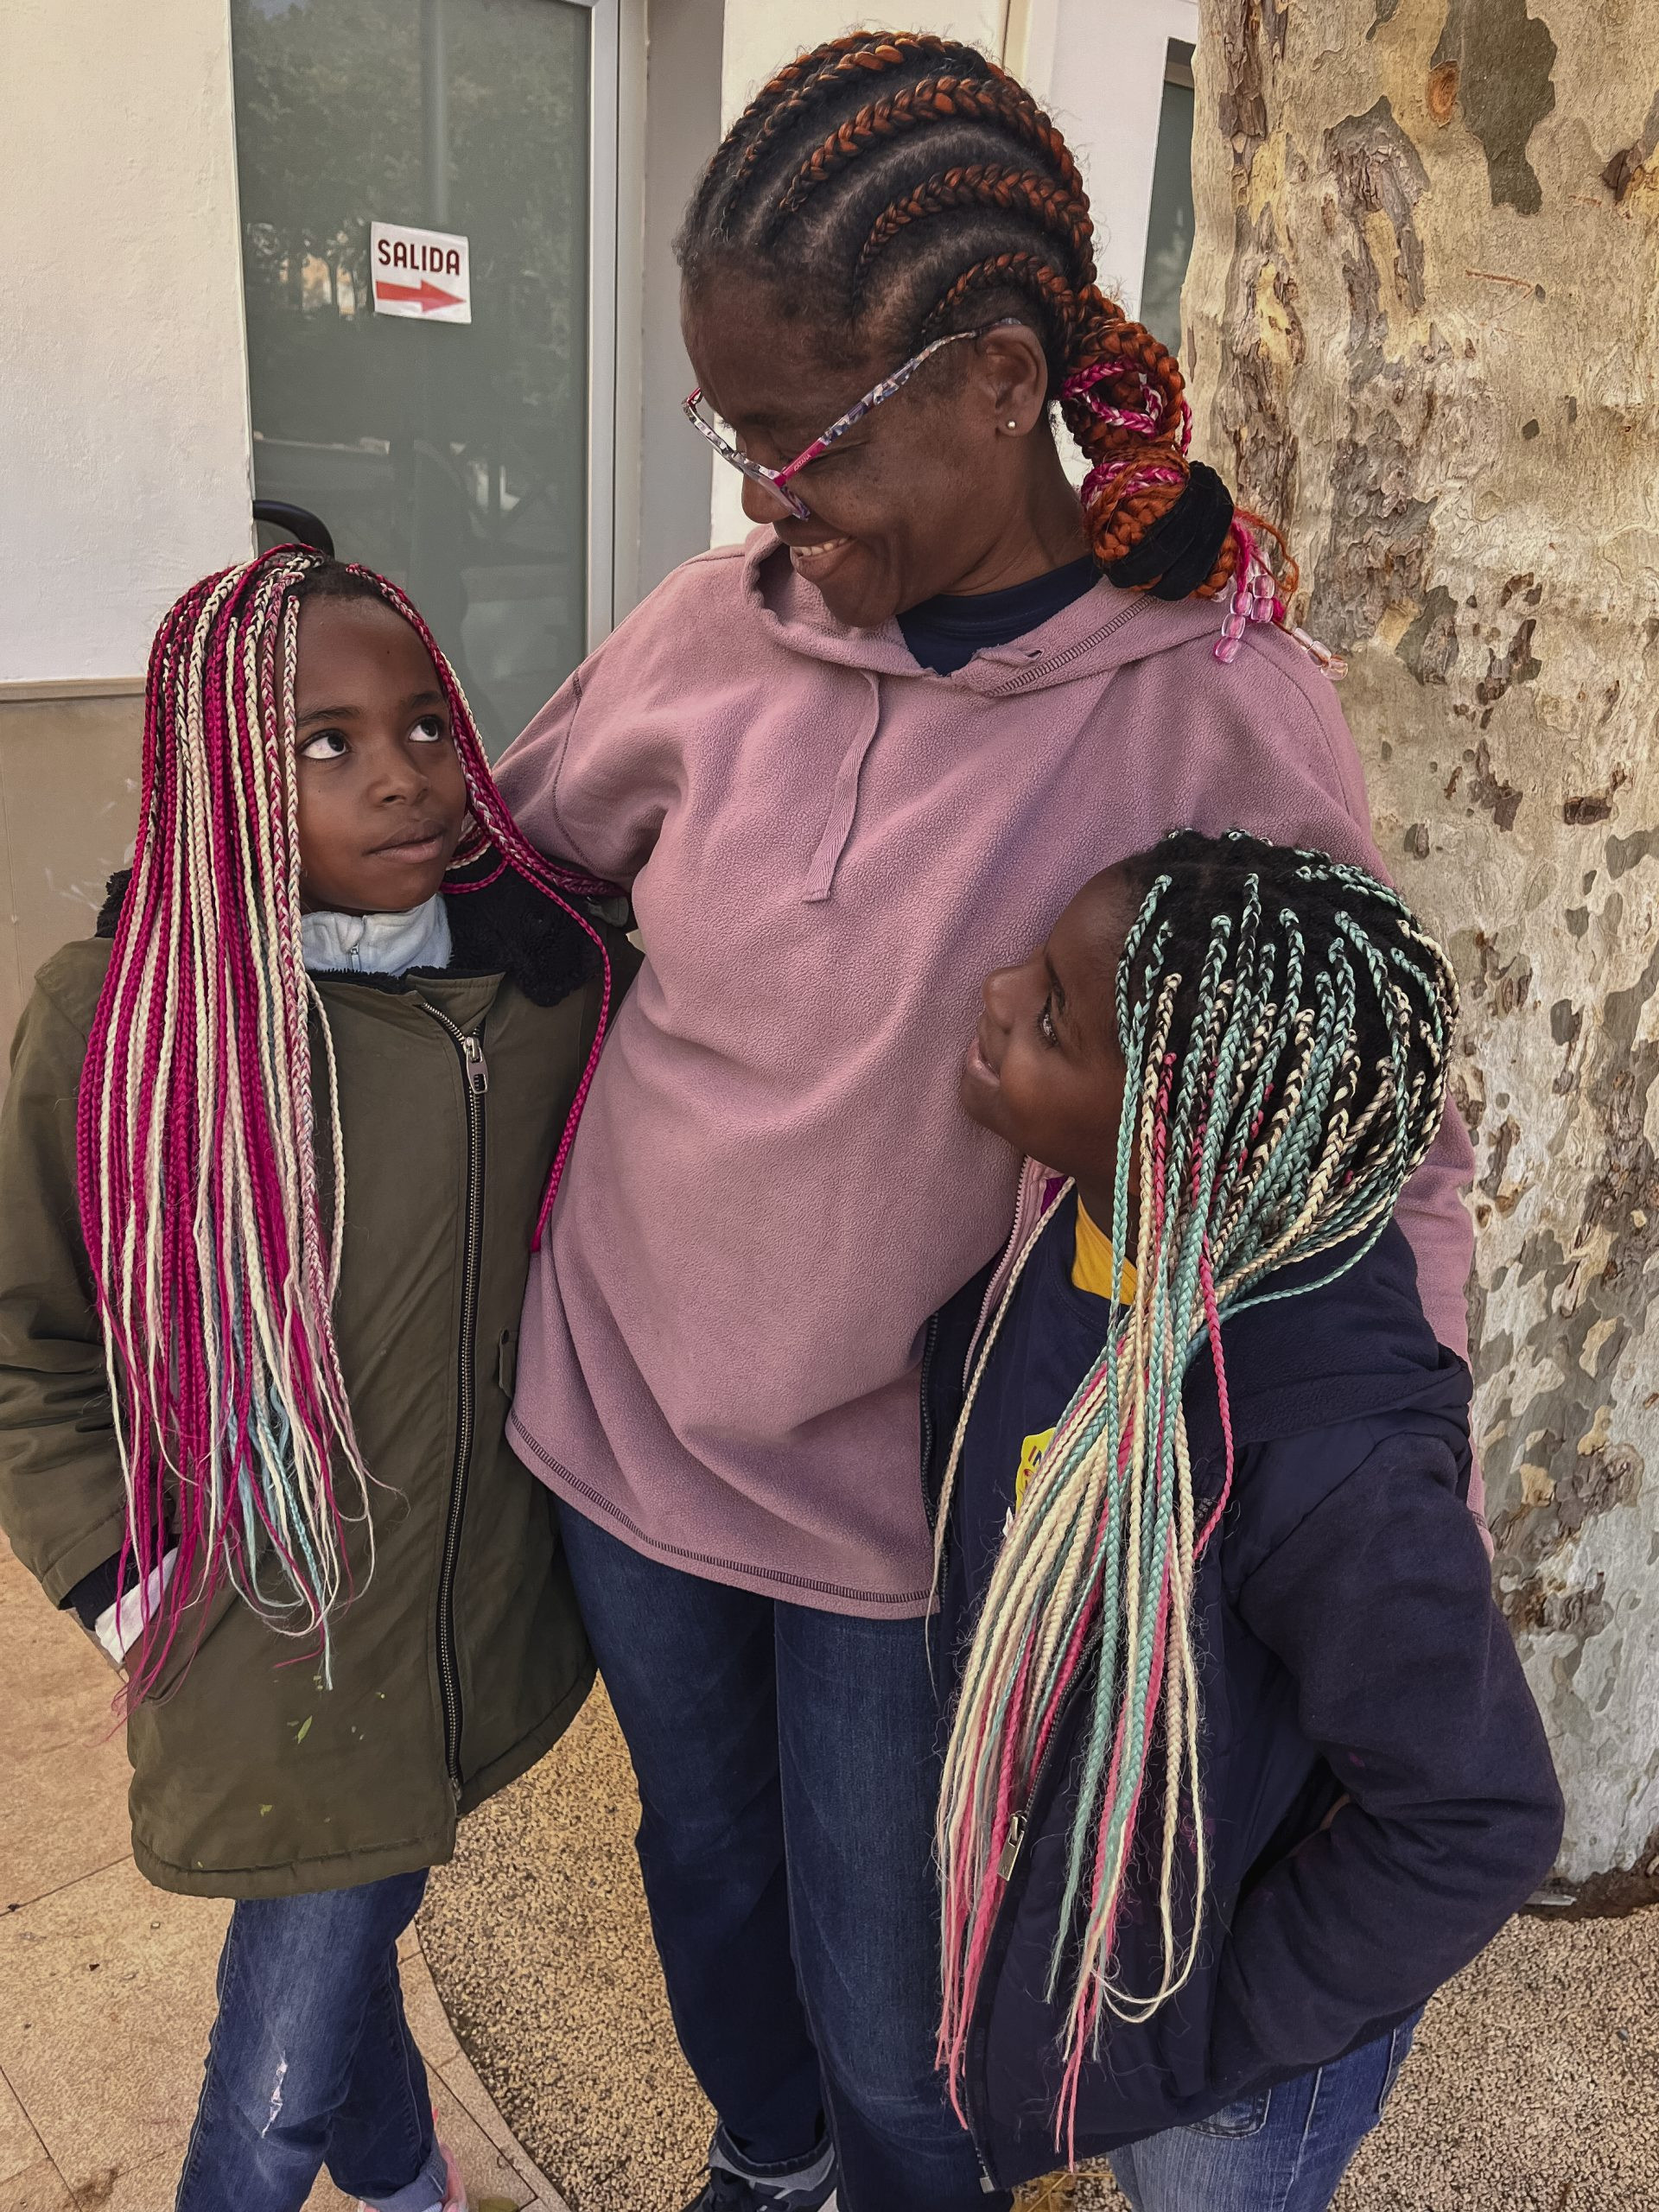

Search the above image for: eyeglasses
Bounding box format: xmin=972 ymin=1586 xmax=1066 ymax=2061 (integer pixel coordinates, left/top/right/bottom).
xmin=683 ymin=321 xmax=1020 ymax=521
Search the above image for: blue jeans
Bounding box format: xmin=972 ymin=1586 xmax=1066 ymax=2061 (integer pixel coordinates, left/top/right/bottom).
xmin=1107 ymin=2014 xmax=1421 ymax=2212
xmin=556 ymin=1502 xmax=1007 ymax=2212
xmin=175 ymin=1870 xmax=448 ymax=2212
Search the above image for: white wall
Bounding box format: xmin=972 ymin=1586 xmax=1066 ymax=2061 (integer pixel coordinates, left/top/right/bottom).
xmin=1014 ymin=0 xmax=1198 ymax=320
xmin=0 ymin=0 xmax=255 ymax=683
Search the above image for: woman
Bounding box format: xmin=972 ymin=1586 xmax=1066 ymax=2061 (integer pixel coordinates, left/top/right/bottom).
xmin=496 ymin=33 xmax=1477 ymax=2212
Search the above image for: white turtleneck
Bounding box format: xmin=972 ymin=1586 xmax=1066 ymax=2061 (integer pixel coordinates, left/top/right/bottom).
xmin=300 ymin=894 xmax=452 ymax=977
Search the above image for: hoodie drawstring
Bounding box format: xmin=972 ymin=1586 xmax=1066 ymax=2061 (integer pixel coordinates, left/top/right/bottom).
xmin=803 ymin=674 xmax=882 ymax=903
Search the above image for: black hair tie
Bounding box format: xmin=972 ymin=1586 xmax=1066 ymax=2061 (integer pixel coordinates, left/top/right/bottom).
xmin=1103 ymin=461 xmax=1235 ymax=601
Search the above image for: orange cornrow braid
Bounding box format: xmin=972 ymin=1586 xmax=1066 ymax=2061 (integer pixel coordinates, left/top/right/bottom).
xmin=730 ymin=34 xmax=1000 ymax=199
xmin=925 ymin=251 xmax=1083 ymax=344
xmin=718 ymin=29 xmax=880 ymax=154
xmin=774 ymin=74 xmax=1085 ymax=224
xmin=856 ymin=164 xmax=1095 ymax=293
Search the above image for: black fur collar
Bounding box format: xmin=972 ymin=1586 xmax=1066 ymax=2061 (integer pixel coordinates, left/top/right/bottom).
xmin=95 ymin=858 xmax=606 ymax=1009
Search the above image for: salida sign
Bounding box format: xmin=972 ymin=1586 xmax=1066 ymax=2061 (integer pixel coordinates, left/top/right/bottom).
xmin=370 ymin=222 xmax=472 ymax=323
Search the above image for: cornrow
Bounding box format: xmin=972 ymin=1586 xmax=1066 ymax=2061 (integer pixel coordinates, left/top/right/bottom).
xmin=926 ymin=251 xmax=1081 ymax=345
xmin=856 ymin=164 xmax=1093 ymax=294
xmin=934 ymin=831 xmax=1457 ymax=2160
xmin=678 ymin=32 xmax=1326 ymax=667
xmin=79 ymin=546 xmax=615 ymax=1705
xmin=774 ymin=74 xmax=1084 ymax=224
xmin=715 ymin=29 xmax=953 ymax=190
xmin=730 ymin=34 xmax=996 ymax=205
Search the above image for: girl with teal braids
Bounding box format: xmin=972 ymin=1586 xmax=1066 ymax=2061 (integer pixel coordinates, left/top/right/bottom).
xmin=925 ymin=830 xmax=1561 ymax=2210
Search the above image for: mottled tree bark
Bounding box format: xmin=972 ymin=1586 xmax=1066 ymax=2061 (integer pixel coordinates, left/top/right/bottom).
xmin=1185 ymin=0 xmax=1659 ymax=1890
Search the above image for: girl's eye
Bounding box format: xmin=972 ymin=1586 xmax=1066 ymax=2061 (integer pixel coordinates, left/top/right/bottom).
xmin=1038 ymin=996 xmax=1058 ymax=1046
xmin=410 ymin=714 xmax=448 ymax=744
xmin=298 ymin=729 xmax=348 ymax=761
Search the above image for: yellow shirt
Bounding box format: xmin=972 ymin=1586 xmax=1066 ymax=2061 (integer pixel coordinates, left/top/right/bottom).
xmin=1012 ymin=1204 xmax=1136 ymax=1513
xmin=1071 ymin=1200 xmax=1137 ymax=1304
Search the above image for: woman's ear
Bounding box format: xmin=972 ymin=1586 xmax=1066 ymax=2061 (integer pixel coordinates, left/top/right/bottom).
xmin=976 ymin=322 xmax=1052 ymax=436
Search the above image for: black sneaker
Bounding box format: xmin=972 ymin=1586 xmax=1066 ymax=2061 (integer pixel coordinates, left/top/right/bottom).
xmin=678 ymin=2126 xmax=838 ymax=2211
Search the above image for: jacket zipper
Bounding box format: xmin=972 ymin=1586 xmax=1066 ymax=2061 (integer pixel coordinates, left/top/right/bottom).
xmin=420 ymin=1004 xmax=489 ymax=1801
xmin=918 ymin=1312 xmax=940 ymax=1528
xmin=962 ymin=1679 xmax=1084 ymax=2190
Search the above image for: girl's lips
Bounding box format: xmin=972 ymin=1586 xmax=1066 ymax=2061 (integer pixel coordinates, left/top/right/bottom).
xmin=962 ymin=1027 xmax=1000 ymax=1090
xmin=371 ymin=830 xmax=446 ymax=861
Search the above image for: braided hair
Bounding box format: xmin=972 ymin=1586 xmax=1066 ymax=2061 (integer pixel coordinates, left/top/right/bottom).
xmin=680 ymin=31 xmax=1313 ymax=664
xmin=934 ymin=831 xmax=1458 ymax=2156
xmin=79 ymin=546 xmax=613 ymax=1703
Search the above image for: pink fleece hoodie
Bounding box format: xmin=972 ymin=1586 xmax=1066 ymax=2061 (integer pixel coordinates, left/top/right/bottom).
xmin=496 ymin=529 xmax=1477 ymax=1617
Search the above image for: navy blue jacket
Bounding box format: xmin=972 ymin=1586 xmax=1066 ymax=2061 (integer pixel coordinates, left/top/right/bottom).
xmin=924 ymin=1206 xmax=1563 ymax=2189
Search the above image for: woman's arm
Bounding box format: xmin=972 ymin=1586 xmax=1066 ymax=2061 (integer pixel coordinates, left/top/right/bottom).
xmin=0 ymin=977 xmax=129 ymax=1605
xmin=497 ymin=590 xmax=693 ymax=887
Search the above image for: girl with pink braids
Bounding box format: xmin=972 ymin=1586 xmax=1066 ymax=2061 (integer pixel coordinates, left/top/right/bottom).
xmin=0 ymin=545 xmax=632 ymax=2212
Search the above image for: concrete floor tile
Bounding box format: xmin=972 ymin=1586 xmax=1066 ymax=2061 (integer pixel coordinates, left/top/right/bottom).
xmin=1 ymin=2158 xmax=76 ymax=2211
xmin=72 ymin=2145 xmax=360 ymax=2211
xmin=400 ymin=1946 xmax=461 ymax=2070
xmin=0 ymin=2069 xmax=49 ymax=2186
xmin=0 ymin=1560 xmax=134 ymax=1912
xmin=0 ymin=1859 xmax=228 ymax=2189
xmin=431 ymin=2075 xmax=537 ymax=2209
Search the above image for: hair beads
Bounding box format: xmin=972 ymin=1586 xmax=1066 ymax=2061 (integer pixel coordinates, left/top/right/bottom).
xmin=678 ymin=29 xmax=1314 ymax=660
xmin=79 ymin=547 xmax=614 ymax=1704
xmin=932 ymin=832 xmax=1458 ymax=2158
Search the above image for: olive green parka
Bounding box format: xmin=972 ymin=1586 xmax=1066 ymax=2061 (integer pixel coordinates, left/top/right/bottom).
xmin=0 ymin=870 xmax=623 ymax=1898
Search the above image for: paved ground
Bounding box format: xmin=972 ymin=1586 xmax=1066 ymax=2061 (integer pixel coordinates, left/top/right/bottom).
xmin=0 ymin=1530 xmax=565 ymax=2212
xmin=423 ymin=1689 xmax=1659 ymax=2212
xmin=10 ymin=1506 xmax=1655 ymax=2212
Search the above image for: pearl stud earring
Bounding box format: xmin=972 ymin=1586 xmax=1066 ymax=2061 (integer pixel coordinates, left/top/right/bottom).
xmin=1005 ymin=418 xmax=1018 ymax=431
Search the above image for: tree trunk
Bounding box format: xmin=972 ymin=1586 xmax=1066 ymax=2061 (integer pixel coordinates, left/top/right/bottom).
xmin=1185 ymin=0 xmax=1659 ymax=1891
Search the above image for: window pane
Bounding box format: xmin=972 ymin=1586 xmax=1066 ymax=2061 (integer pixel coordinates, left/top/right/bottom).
xmin=1139 ymin=69 xmax=1196 ymax=360
xmin=232 ymin=0 xmax=592 ymax=753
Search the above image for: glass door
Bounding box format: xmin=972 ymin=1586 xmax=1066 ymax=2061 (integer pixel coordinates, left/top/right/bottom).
xmin=231 ymin=0 xmax=613 ymax=753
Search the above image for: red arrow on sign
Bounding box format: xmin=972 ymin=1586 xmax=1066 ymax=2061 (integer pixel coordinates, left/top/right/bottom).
xmin=375 ymin=277 xmax=464 ymax=313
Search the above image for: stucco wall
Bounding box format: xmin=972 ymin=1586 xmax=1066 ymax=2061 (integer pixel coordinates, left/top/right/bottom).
xmin=1 ymin=0 xmax=255 ymax=684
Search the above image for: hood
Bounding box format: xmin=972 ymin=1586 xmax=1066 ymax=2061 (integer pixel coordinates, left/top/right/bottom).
xmin=735 ymin=524 xmax=1243 ymax=696
xmin=1190 ymin=1219 xmax=1473 ymax=1453
xmin=95 ymin=855 xmax=599 ymax=1010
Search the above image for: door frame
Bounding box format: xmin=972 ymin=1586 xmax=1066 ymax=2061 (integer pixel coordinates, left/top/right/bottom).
xmin=579 ymin=0 xmax=626 ymax=652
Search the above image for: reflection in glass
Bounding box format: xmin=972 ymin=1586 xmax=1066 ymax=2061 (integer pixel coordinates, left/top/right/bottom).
xmin=1139 ymin=43 xmax=1196 ymax=362
xmin=232 ymin=0 xmax=591 ymax=753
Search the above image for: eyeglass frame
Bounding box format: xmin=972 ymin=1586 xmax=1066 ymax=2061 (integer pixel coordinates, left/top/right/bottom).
xmin=683 ymin=319 xmax=1025 ymax=521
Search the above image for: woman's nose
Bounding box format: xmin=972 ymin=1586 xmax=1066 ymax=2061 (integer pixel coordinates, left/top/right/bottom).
xmin=741 ymin=473 xmax=794 ymax=525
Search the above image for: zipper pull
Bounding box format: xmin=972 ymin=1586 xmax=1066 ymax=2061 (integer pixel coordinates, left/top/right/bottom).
xmin=461 ymin=1033 xmax=489 ymax=1095
xmin=997 ymin=1811 xmax=1027 ymax=1881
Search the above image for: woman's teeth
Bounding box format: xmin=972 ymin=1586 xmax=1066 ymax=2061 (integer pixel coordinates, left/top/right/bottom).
xmin=791 ymin=537 xmax=851 ymax=563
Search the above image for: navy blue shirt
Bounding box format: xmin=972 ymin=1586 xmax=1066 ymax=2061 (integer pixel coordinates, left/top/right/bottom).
xmin=898 ymin=555 xmax=1099 ymax=676
xmin=957 ymin=1189 xmax=1114 ymax=1625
